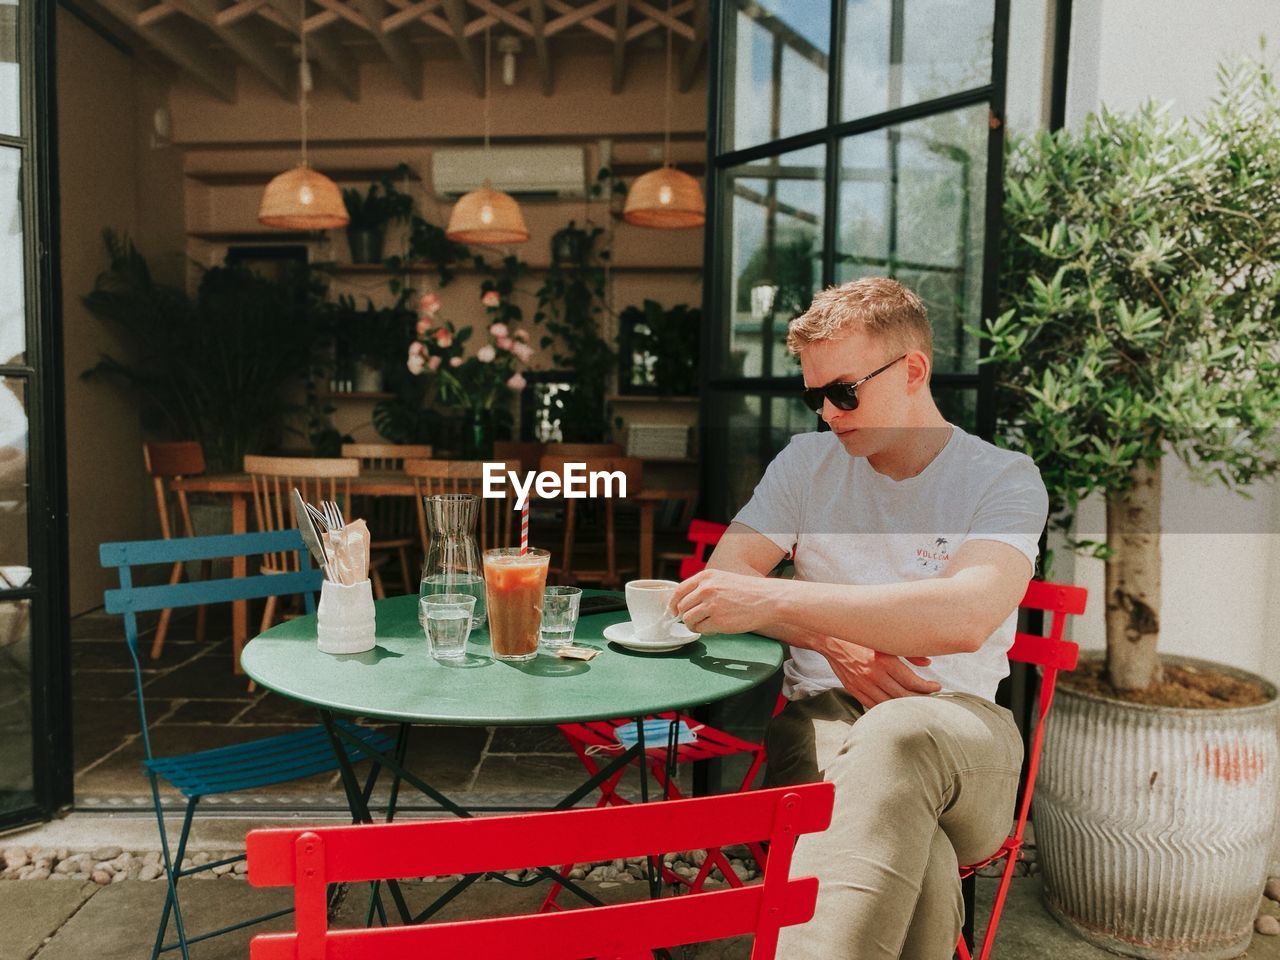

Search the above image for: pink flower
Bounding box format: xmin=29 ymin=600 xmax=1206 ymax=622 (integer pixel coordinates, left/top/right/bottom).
xmin=407 ymin=352 xmax=426 ymax=375
xmin=449 ymin=356 xmax=463 ymax=368
xmin=427 ymin=354 xmax=442 ymax=371
xmin=419 ymin=292 xmax=442 ymax=316
xmin=496 ymin=336 xmax=513 ymax=351
xmin=415 ymin=318 xmax=432 ymax=336
xmin=434 ymin=328 xmax=453 ymax=348
xmin=476 ymin=345 xmax=497 ymax=363
xmin=481 ymin=290 xmax=501 ymax=308
xmin=513 ymin=329 xmax=530 ymax=343
xmin=489 ymin=322 xmax=510 ymax=338
xmin=512 ymin=341 xmax=535 ymax=363
xmin=409 ymin=341 xmax=427 ymax=358
xmin=506 ymin=372 xmax=527 ymax=391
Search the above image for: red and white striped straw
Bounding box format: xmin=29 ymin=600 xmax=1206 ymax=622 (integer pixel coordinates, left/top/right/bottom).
xmin=520 ymin=502 xmax=530 ymax=555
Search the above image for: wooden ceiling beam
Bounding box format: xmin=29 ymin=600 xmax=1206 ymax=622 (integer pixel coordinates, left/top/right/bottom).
xmin=543 ymin=0 xmax=612 ymax=39
xmin=266 ymin=0 xmax=361 ymax=101
xmin=98 ymin=0 xmax=237 ymax=101
xmin=528 ymin=0 xmax=552 ymax=94
xmin=631 ymin=0 xmax=692 ymax=40
xmin=610 ymin=0 xmax=627 ymax=92
xmin=353 ymin=0 xmax=424 ymax=97
xmin=216 ymin=0 xmax=272 ymax=27
xmin=468 ymin=0 xmax=534 ymax=36
xmin=381 ymin=0 xmax=442 ymax=33
xmin=678 ymin=0 xmax=706 ymax=91
xmin=167 ymin=0 xmax=295 ymax=98
xmin=440 ymin=0 xmax=484 ymax=94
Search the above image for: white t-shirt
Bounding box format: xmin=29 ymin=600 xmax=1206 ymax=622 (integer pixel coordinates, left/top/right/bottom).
xmin=733 ymin=424 xmax=1049 ymax=704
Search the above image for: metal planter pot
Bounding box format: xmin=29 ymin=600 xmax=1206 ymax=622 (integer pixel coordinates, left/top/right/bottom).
xmin=1035 ymin=653 xmax=1280 ymax=959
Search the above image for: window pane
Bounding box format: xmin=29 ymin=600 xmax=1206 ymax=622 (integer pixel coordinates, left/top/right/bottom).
xmin=0 ymin=1 xmax=17 ymax=138
xmin=841 ymin=0 xmax=993 ymax=122
xmin=719 ymin=145 xmax=825 ymax=378
xmin=0 ymin=147 xmax=22 ymax=365
xmin=0 ymin=375 xmax=25 ymax=577
xmin=835 ymin=104 xmax=988 ymax=373
xmin=0 ymin=598 xmax=33 ymax=816
xmin=723 ymin=0 xmax=830 ymax=152
xmin=934 ymin=385 xmax=977 ymax=432
xmin=712 ymin=392 xmax=818 ymax=518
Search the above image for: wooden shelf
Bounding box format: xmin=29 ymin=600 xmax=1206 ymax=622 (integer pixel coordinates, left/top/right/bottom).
xmin=325 ymin=262 xmax=703 ymax=276
xmin=320 ymin=390 xmax=393 ymax=400
xmin=189 ymin=231 xmax=320 ymax=242
xmin=185 ymin=167 xmax=421 ymax=187
xmin=609 ymin=394 xmax=699 ymax=404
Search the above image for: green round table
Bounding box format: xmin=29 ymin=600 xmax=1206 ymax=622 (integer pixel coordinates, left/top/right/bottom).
xmin=241 ymin=593 xmax=783 ymax=725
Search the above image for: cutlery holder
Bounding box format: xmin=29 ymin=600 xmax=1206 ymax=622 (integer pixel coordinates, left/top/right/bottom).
xmin=316 ymin=579 xmax=376 ymax=654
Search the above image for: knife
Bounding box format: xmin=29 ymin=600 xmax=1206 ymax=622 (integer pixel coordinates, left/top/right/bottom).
xmin=291 ymin=487 xmax=332 ymax=580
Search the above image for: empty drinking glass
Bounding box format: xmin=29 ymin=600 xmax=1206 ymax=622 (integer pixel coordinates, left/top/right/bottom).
xmin=421 ymin=593 xmax=476 ymax=661
xmin=540 ymin=586 xmax=583 ymax=650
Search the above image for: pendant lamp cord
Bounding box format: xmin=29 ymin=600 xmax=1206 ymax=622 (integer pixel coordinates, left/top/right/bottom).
xmin=663 ymin=0 xmax=672 ymax=167
xmin=484 ymin=24 xmax=491 ymax=152
xmin=299 ymin=0 xmax=309 ymax=167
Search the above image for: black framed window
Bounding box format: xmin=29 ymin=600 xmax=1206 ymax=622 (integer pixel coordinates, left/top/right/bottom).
xmin=702 ymin=0 xmax=1010 ymax=520
xmin=0 ymin=0 xmax=68 ymax=828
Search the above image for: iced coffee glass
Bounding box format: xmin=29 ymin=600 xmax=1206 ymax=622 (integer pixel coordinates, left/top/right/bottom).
xmin=482 ymin=548 xmax=551 ymax=662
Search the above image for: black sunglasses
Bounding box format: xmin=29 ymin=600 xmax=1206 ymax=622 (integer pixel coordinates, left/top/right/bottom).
xmin=801 ymin=354 xmax=908 ymax=413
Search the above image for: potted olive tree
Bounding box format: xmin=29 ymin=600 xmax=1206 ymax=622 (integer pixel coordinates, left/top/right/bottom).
xmin=982 ymin=59 xmax=1280 ymax=958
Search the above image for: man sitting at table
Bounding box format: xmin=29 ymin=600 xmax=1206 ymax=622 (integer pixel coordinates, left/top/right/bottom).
xmin=672 ymin=277 xmax=1047 ymax=960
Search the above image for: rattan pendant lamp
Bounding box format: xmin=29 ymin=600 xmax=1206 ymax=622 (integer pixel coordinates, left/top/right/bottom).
xmin=258 ymin=0 xmax=348 ymax=230
xmin=446 ymin=26 xmax=529 ymax=245
xmin=623 ymin=0 xmax=705 ymax=229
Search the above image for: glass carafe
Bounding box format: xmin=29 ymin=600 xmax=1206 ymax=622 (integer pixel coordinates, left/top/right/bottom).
xmin=418 ymin=494 xmax=487 ymax=630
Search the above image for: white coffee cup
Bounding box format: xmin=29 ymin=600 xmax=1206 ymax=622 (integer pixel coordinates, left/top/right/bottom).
xmin=625 ymin=579 xmax=680 ymax=641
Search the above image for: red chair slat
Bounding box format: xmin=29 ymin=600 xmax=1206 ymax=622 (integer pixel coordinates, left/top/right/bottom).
xmin=248 ymin=783 xmax=834 ymax=960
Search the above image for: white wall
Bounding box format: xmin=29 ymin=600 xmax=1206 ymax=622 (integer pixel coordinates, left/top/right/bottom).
xmin=1058 ymin=0 xmax=1280 ymax=685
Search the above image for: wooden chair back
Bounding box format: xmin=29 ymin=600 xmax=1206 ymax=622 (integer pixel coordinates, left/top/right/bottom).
xmin=143 ymin=441 xmax=207 ymax=540
xmin=340 ymin=443 xmax=433 ymax=470
xmin=403 ymin=458 xmax=519 ymax=554
xmin=247 ymin=783 xmax=834 ymax=960
xmin=243 ymin=455 xmax=359 ymax=573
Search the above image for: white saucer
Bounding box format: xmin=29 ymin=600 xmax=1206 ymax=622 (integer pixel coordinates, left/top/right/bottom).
xmin=603 ymin=620 xmax=700 ymax=653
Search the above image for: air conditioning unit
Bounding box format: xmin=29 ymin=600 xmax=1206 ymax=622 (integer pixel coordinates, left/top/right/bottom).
xmin=431 ymin=146 xmax=587 ymax=200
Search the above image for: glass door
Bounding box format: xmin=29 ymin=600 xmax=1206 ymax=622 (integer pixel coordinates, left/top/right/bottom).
xmin=0 ymin=0 xmax=71 ymax=828
xmin=703 ymin=0 xmax=1010 ymax=518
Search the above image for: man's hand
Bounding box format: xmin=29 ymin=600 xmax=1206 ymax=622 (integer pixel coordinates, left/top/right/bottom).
xmin=818 ymin=639 xmax=942 ymax=708
xmin=672 ymin=568 xmax=782 ymax=636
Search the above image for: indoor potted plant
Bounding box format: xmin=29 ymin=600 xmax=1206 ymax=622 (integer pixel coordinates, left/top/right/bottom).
xmin=982 ymin=58 xmax=1280 ymax=959
xmin=405 ymin=289 xmax=531 ymax=458
xmin=342 ymin=170 xmax=414 ymax=264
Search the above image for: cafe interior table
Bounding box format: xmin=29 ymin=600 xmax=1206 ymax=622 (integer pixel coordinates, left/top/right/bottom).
xmin=172 ymin=471 xmax=696 ymax=671
xmin=240 ymin=591 xmax=782 ymax=922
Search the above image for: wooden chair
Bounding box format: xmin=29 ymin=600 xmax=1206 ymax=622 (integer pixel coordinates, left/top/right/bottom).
xmin=341 ymin=443 xmax=433 ymax=594
xmin=403 ymin=458 xmax=518 ymax=557
xmin=142 ymin=441 xmax=209 ymax=659
xmin=243 ymin=455 xmax=363 ymax=631
xmin=246 ymin=783 xmax=834 ymax=960
xmin=537 ymin=455 xmax=643 ymax=589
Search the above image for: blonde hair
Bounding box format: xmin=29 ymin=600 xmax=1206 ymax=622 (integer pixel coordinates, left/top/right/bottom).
xmin=786 ymin=277 xmax=933 ymax=361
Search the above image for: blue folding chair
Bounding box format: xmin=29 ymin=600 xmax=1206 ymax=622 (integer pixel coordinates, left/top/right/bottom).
xmin=100 ymin=529 xmax=395 ymax=960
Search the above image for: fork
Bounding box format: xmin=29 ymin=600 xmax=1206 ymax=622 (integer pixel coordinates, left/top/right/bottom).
xmin=323 ymin=500 xmax=345 ymax=530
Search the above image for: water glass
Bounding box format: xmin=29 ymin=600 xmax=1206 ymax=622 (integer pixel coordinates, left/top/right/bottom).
xmin=421 ymin=593 xmax=476 ymax=661
xmin=540 ymin=586 xmax=583 ymax=650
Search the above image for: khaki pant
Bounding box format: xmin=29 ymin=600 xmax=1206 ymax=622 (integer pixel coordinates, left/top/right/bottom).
xmin=766 ymin=689 xmax=1023 ymax=960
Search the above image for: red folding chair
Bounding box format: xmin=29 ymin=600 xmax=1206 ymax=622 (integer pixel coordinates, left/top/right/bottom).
xmin=551 ymin=517 xmax=764 ymax=905
xmin=246 ymin=782 xmax=834 ymax=960
xmin=956 ymin=579 xmax=1086 ymax=960
xmin=678 ymin=518 xmax=729 ymax=580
